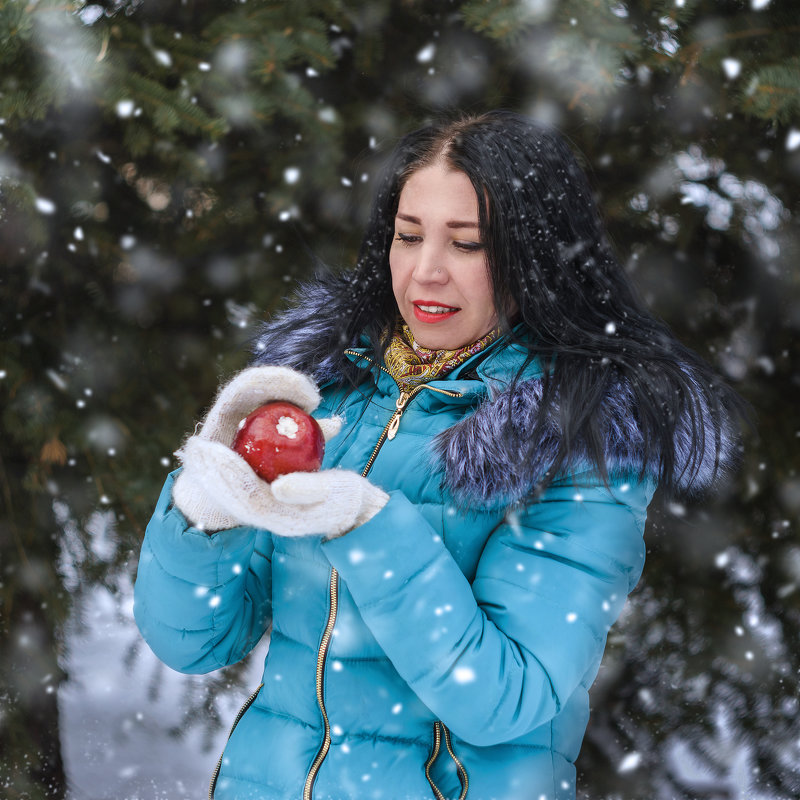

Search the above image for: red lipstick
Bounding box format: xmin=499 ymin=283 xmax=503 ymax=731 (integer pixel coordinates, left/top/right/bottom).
xmin=412 ymin=302 xmax=460 ymax=324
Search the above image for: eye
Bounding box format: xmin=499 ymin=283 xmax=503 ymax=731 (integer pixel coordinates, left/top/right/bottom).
xmin=395 ymin=232 xmax=421 ymax=246
xmin=453 ymin=240 xmax=484 ymax=253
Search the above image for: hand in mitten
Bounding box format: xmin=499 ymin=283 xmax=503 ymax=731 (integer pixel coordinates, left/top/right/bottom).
xmin=189 ymin=365 xmax=338 ymax=444
xmin=172 ymin=365 xmax=341 ymax=531
xmin=179 ymin=437 xmax=388 ymax=537
xmin=270 ymin=470 xmax=388 ymax=538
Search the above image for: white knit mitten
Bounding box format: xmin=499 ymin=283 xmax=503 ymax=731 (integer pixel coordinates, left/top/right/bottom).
xmin=172 ymin=365 xmax=341 ymax=532
xmin=178 ymin=437 xmax=388 ymax=537
xmin=270 ymin=470 xmax=389 ymax=538
xmin=193 ymin=365 xmax=323 ymax=444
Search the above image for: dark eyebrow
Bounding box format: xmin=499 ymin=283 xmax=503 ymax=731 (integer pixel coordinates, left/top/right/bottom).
xmin=396 ymin=212 xmax=479 ymax=229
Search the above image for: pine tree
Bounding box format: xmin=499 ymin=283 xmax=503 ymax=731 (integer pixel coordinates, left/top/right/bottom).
xmin=1 ymin=0 xmax=798 ymax=797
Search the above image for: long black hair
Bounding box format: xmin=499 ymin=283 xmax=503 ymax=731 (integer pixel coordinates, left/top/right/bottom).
xmin=309 ymin=111 xmax=747 ymax=496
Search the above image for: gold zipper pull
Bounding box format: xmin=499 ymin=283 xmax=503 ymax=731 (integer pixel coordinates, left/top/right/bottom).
xmin=386 ymin=391 xmax=410 ymax=441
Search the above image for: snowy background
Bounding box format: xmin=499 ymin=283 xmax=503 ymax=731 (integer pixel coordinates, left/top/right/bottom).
xmin=1 ymin=2 xmax=799 ymax=799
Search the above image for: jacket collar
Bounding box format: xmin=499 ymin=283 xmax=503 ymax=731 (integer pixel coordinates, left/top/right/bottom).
xmin=343 ymin=326 xmax=543 ymax=394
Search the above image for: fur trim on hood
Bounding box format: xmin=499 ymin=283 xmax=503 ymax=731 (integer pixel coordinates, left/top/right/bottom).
xmin=252 ymin=274 xmax=740 ymax=506
xmin=251 ymin=272 xmax=357 ymax=385
xmin=430 ymin=369 xmax=739 ymax=507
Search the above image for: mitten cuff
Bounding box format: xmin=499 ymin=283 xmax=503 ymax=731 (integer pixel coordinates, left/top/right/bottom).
xmin=324 ymin=482 xmax=389 ymax=540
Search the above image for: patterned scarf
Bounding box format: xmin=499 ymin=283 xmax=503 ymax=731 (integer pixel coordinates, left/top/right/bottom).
xmin=384 ymin=323 xmax=500 ymax=391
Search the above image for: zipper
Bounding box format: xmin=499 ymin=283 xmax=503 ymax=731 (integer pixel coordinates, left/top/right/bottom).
xmin=302 ymin=567 xmax=339 ymax=800
xmin=387 ymin=390 xmax=412 ymax=440
xmin=425 ymin=721 xmax=469 ymax=800
xmin=425 ymin=721 xmax=444 ymax=800
xmin=442 ymin=722 xmax=469 ymax=800
xmin=209 ymin=684 xmax=263 ymax=799
xmin=346 ymin=348 xmax=462 ymax=458
xmin=302 ymin=349 xmax=462 ymax=798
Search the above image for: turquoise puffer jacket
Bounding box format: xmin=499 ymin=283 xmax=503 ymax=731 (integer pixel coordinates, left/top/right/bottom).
xmin=134 ymin=338 xmax=656 ymax=800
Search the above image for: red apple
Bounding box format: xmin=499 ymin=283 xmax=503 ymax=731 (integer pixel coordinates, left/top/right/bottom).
xmin=232 ymin=401 xmax=325 ymax=483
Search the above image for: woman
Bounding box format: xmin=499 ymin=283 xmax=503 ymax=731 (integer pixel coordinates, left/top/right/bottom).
xmin=134 ymin=111 xmax=744 ymax=800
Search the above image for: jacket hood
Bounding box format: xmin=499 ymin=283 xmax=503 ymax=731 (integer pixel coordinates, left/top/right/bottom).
xmin=252 ymin=274 xmax=740 ymax=506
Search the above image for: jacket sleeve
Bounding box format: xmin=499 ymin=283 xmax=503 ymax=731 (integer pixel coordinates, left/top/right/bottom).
xmin=133 ymin=470 xmax=274 ymax=674
xmin=322 ymin=474 xmax=651 ymax=746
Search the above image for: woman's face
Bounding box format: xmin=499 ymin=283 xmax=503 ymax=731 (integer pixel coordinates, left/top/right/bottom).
xmin=389 ymin=162 xmax=498 ymax=350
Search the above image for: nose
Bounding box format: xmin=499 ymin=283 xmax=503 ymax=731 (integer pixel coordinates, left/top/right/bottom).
xmin=412 ymin=242 xmax=448 ymax=284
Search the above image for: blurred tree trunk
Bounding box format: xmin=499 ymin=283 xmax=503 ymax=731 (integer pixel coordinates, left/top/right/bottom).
xmin=0 ymin=451 xmax=66 ymax=798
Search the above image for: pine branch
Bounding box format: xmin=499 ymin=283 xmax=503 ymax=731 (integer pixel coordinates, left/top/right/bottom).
xmin=740 ymin=61 xmax=800 ymax=124
xmin=678 ymin=23 xmax=800 ymax=89
xmin=104 ymin=68 xmax=229 ymax=139
xmin=460 ymin=0 xmax=537 ymax=43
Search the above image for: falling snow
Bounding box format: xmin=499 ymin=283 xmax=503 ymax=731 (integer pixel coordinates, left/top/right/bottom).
xmin=453 ymin=666 xmax=476 ymax=684
xmin=416 ymin=43 xmax=436 ymax=63
xmin=35 ymin=197 xmax=57 ymax=214
xmin=115 ymin=99 xmax=135 ymax=118
xmin=3 ymin=4 xmax=797 ymax=799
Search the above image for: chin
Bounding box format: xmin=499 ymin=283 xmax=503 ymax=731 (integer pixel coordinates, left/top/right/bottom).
xmin=414 ymin=333 xmax=468 ymax=350
xmin=407 ymin=322 xmax=475 ymax=350
xmin=404 ymin=316 xmax=488 ymax=351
